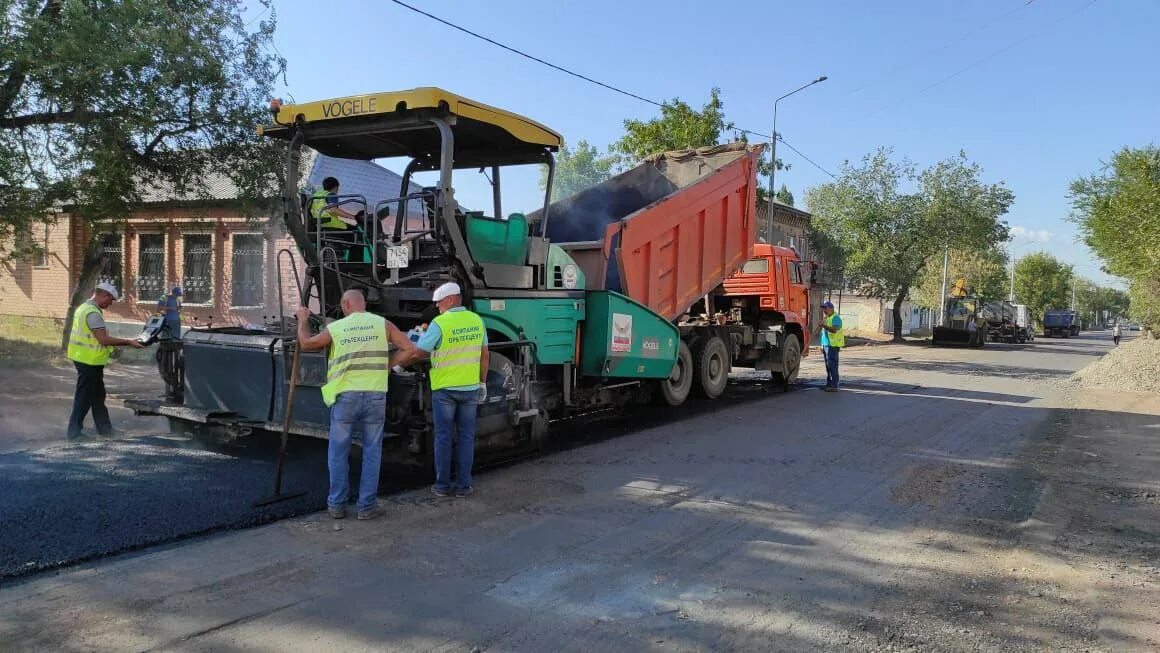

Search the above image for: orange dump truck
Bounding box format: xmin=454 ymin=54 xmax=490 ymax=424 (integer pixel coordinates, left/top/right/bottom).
xmin=541 ymin=142 xmax=812 ymax=405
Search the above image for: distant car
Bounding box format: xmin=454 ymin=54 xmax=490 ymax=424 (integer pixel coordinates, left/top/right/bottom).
xmin=1129 ymin=323 xmax=1141 ymax=331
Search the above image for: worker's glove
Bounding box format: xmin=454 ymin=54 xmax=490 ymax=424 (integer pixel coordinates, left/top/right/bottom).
xmin=477 ymin=385 xmax=487 ymax=403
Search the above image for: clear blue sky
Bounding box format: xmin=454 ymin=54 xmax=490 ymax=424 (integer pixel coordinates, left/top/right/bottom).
xmin=259 ymin=0 xmax=1157 ymax=288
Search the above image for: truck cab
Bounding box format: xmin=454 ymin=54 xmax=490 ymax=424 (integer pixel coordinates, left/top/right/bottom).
xmin=719 ymin=243 xmax=812 ymax=364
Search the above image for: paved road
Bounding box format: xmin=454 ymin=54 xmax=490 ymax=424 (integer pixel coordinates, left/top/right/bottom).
xmin=3 ymin=331 xmax=1143 ymax=651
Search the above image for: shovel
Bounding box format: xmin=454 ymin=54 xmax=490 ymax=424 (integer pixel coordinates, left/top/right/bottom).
xmin=254 ymin=337 xmax=309 ymax=507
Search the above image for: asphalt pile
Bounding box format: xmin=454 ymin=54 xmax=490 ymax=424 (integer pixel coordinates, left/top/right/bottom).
xmin=1071 ymin=335 xmax=1160 ymax=393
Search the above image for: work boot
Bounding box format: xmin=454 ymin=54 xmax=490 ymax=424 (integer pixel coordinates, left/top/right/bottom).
xmin=455 ymin=486 xmax=475 ymax=498
xmin=328 ymin=505 xmax=347 ymax=519
xmin=431 ymin=485 xmax=450 ymax=498
xmin=356 ymin=506 xmax=384 ymax=521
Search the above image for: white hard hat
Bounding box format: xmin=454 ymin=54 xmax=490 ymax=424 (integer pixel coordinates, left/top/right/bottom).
xmin=95 ymin=281 xmax=120 ymax=301
xmin=432 ymin=282 xmax=461 ymax=302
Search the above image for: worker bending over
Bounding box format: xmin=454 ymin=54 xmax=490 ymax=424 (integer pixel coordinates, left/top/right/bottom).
xmin=296 ymin=290 xmax=415 ymax=520
xmin=397 ymin=282 xmax=488 ymax=498
xmin=67 ymin=282 xmax=145 ymax=439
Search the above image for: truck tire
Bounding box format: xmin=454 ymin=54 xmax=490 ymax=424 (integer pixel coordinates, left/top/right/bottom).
xmin=692 ymin=335 xmax=730 ymax=399
xmin=770 ymin=335 xmax=801 ymax=389
xmin=659 ymin=340 xmax=694 ymax=406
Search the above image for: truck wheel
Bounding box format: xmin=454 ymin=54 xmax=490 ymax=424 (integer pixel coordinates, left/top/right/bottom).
xmin=770 ymin=335 xmax=801 ymax=389
xmin=659 ymin=340 xmax=693 ymax=406
xmin=692 ymin=335 xmax=730 ymax=399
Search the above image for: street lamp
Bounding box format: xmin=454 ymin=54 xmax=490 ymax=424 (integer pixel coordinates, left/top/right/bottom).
xmin=766 ymin=75 xmax=828 ymax=243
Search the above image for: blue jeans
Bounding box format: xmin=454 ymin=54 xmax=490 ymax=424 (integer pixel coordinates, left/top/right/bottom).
xmin=432 ymin=389 xmax=478 ymax=492
xmin=328 ymin=391 xmax=386 ymax=511
xmin=823 ymin=346 xmax=841 ymax=388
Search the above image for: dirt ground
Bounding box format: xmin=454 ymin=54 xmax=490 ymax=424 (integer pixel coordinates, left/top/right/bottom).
xmin=1 ymin=333 xmax=1158 ymax=651
xmin=0 ymin=359 xmax=166 ymax=453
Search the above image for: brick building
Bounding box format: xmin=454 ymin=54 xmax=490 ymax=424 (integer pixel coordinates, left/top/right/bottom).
xmin=0 ymin=153 xmax=420 ymax=328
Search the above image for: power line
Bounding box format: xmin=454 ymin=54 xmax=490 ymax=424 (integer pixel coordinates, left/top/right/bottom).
xmin=859 ymin=0 xmax=1098 ymax=120
xmin=388 ymin=0 xmax=664 ymax=108
xmin=843 ymin=2 xmax=1031 ymax=98
xmin=778 ymin=136 xmax=837 ymax=179
xmin=388 ymin=0 xmax=837 ymax=179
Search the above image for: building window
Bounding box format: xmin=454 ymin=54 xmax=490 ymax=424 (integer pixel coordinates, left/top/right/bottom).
xmin=29 ymin=224 xmax=49 ymax=268
xmin=137 ymin=233 xmax=166 ymax=301
xmin=98 ymin=233 xmax=124 ymax=296
xmin=231 ymin=233 xmax=265 ymax=307
xmin=182 ymin=234 xmax=213 ymax=304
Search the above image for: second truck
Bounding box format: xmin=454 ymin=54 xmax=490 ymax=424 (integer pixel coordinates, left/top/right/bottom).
xmin=129 ymin=88 xmax=812 ymax=463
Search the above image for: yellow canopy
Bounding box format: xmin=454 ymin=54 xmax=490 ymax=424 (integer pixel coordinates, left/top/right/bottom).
xmin=260 ymin=87 xmax=561 ymax=163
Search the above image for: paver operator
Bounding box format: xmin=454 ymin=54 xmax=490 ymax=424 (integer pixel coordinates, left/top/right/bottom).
xmin=67 ymin=282 xmax=145 ymax=440
xmin=820 ymin=300 xmax=844 ymax=392
xmin=397 ymin=282 xmax=489 ymax=498
xmin=295 ymin=289 xmax=416 ymax=521
xmin=309 ymin=176 xmax=360 ymax=231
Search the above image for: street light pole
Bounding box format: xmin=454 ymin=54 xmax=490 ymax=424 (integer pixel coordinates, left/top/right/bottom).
xmin=938 ymin=246 xmax=949 ymax=326
xmin=766 ymin=75 xmax=827 ymax=243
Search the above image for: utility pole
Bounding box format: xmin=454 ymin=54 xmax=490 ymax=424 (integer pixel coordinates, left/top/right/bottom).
xmin=1009 ymin=257 xmax=1016 ymax=303
xmin=938 ymin=246 xmax=949 ymax=326
xmin=766 ymin=76 xmax=827 ymax=243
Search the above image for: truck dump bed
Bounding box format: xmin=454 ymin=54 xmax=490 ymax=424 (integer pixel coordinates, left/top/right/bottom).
xmin=538 ymin=143 xmax=762 ymax=322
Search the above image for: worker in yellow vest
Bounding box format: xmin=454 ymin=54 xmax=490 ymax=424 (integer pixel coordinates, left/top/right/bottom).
xmin=309 ymin=176 xmax=360 ymax=231
xmin=67 ymin=282 xmax=145 ymax=440
xmin=295 ymin=289 xmax=415 ymax=520
xmin=820 ymin=300 xmax=845 ymax=392
xmin=398 ymin=282 xmax=489 ymax=498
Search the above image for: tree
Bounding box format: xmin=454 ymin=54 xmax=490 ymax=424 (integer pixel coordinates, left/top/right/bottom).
xmin=539 ymin=139 xmax=615 ymax=202
xmin=0 ymin=0 xmax=285 ymax=347
xmin=613 ymin=88 xmax=734 ymax=164
xmin=1074 ymin=281 xmax=1130 ymax=326
xmin=914 ymin=247 xmax=1008 ymax=310
xmin=774 ymin=184 xmax=794 ymax=207
xmin=1013 ymin=252 xmax=1072 ymax=322
xmin=806 ymin=148 xmax=1013 ymax=341
xmin=1069 ymin=145 xmax=1160 ymax=332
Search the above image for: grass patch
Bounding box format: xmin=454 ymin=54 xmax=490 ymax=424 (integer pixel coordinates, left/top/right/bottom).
xmin=0 ymin=315 xmax=67 ymax=365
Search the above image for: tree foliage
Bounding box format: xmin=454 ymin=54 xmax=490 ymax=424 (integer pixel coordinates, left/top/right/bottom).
xmin=806 ymin=148 xmax=1013 ymax=340
xmin=774 ymin=184 xmax=794 ymax=207
xmin=539 ymin=139 xmax=615 ymax=202
xmin=613 ymin=88 xmax=734 ymax=164
xmin=1069 ymin=145 xmax=1160 ymax=330
xmin=1013 ymin=251 xmax=1072 ymax=321
xmin=0 ymin=0 xmax=285 ymax=345
xmin=913 ymin=247 xmax=1008 ymax=310
xmin=1073 ymin=279 xmax=1130 ymax=326
xmin=611 ymin=87 xmax=785 ymax=198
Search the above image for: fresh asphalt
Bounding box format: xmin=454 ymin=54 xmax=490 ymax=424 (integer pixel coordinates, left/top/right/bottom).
xmin=0 ymin=367 xmax=799 ymax=581
xmin=0 ymin=332 xmax=1115 ymax=582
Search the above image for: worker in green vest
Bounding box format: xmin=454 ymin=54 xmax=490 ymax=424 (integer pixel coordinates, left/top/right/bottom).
xmin=309 ymin=176 xmax=360 ymax=231
xmin=67 ymin=282 xmax=145 ymax=440
xmin=399 ymin=282 xmax=489 ymax=498
xmin=820 ymin=300 xmax=844 ymax=392
xmin=295 ymin=289 xmax=415 ymax=520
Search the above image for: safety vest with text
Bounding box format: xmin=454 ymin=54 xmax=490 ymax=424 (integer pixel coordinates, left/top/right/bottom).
xmin=67 ymin=302 xmax=113 ymax=366
xmin=321 ymin=312 xmax=390 ymax=407
xmin=310 ymin=190 xmax=349 ymax=230
xmin=430 ymin=310 xmax=486 ymax=391
xmin=824 ymin=313 xmax=845 ymax=348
